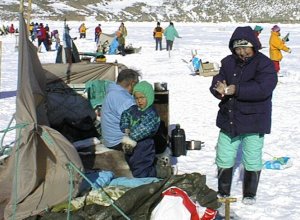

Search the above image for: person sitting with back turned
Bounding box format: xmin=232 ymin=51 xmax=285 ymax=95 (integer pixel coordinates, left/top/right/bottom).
xmin=101 ymin=69 xmax=140 ymax=150
xmin=210 ymin=26 xmax=277 ymax=205
xmin=120 ymin=81 xmax=162 ymax=178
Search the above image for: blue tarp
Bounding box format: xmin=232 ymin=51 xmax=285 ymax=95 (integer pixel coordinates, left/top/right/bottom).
xmin=108 ymin=37 xmax=119 ymax=55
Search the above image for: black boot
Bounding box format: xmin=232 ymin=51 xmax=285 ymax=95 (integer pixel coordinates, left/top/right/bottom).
xmin=218 ymin=167 xmax=233 ymax=197
xmin=242 ymin=170 xmax=261 ymax=205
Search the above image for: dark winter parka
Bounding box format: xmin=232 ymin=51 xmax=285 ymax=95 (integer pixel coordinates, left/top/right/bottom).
xmin=210 ymin=26 xmax=278 ymax=137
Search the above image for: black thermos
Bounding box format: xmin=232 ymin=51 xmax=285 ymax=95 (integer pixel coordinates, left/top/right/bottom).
xmin=171 ymin=124 xmax=186 ymax=157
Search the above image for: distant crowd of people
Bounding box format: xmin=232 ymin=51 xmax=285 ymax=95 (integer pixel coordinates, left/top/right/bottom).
xmin=0 ymin=23 xmax=19 ymax=35
xmin=1 ymin=20 xmax=291 ymax=72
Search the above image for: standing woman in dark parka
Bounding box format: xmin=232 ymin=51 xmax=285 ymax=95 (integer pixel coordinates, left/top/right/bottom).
xmin=210 ymin=26 xmax=277 ymax=205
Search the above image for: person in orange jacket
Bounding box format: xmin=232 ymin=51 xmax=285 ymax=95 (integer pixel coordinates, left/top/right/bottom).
xmin=79 ymin=23 xmax=87 ymax=39
xmin=269 ymin=25 xmax=291 ymax=73
xmin=153 ymin=22 xmax=164 ymax=50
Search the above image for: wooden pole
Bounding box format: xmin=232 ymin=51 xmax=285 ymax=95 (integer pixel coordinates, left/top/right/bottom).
xmin=0 ymin=41 xmax=2 ymax=91
xmin=19 ymin=0 xmax=24 ymax=13
xmin=218 ymin=197 xmax=237 ymax=220
xmin=27 ymin=0 xmax=32 ymax=34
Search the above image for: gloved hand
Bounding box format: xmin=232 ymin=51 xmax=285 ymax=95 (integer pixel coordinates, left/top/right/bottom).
xmin=287 ymin=48 xmax=292 ymax=53
xmin=121 ymin=135 xmax=137 ymax=155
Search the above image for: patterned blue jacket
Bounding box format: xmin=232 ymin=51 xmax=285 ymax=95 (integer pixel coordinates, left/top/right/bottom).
xmin=120 ymin=105 xmax=160 ymax=141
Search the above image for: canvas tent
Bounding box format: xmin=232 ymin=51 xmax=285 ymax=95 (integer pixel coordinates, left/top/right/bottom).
xmin=0 ymin=13 xmax=126 ymax=220
xmin=0 ymin=14 xmax=220 ymax=220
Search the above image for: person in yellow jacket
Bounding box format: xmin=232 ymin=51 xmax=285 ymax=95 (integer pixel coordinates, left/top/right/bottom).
xmin=153 ymin=22 xmax=164 ymax=50
xmin=269 ymin=25 xmax=291 ymax=73
xmin=79 ymin=23 xmax=87 ymax=39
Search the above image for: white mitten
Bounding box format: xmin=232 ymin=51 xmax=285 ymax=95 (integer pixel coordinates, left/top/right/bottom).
xmin=121 ymin=136 xmax=137 ymax=154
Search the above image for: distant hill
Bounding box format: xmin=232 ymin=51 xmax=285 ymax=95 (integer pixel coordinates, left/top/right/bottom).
xmin=1 ymin=0 xmax=300 ymax=23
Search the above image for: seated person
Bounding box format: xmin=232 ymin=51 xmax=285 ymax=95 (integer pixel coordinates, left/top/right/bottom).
xmin=101 ymin=69 xmax=139 ymax=149
xmin=120 ymin=81 xmax=171 ymax=178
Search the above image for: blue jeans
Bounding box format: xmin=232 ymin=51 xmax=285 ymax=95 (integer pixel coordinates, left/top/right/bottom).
xmin=216 ymin=131 xmax=264 ymax=171
xmin=155 ymin=38 xmax=162 ymax=50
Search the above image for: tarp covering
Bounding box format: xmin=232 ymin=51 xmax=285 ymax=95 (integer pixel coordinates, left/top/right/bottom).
xmin=0 ymin=13 xmax=83 ymax=220
xmin=24 ymin=173 xmax=220 ymax=220
xmin=43 ymin=62 xmax=125 ymax=84
xmin=96 ymin=32 xmax=116 ymax=54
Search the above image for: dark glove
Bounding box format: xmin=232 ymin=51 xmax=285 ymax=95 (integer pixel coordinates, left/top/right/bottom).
xmin=121 ymin=135 xmax=137 ymax=155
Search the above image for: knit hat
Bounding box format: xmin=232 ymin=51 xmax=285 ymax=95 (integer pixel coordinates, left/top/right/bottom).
xmin=254 ymin=25 xmax=263 ymax=32
xmin=233 ymin=39 xmax=253 ymax=48
xmin=272 ymin=25 xmax=280 ymax=32
xmin=133 ymin=81 xmax=154 ymax=110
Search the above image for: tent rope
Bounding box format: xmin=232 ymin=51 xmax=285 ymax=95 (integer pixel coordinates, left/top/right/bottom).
xmin=11 ymin=122 xmax=30 ymax=220
xmin=66 ymin=162 xmax=131 ymax=220
xmin=67 ymin=163 xmax=74 ymax=220
xmin=0 ymin=113 xmax=16 ymax=153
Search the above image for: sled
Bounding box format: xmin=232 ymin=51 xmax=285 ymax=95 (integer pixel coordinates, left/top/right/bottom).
xmin=197 ymin=62 xmax=219 ymax=77
xmin=125 ymin=45 xmax=142 ymax=54
xmin=185 ymin=53 xmax=219 ymax=77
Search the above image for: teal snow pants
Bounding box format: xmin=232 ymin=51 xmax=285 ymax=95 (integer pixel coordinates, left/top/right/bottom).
xmin=216 ymin=131 xmax=264 ymax=171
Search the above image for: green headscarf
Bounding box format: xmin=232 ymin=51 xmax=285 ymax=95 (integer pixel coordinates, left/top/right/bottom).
xmin=133 ymin=81 xmax=154 ymax=111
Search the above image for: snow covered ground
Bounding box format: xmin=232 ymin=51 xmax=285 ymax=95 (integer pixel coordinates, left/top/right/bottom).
xmin=1 ymin=21 xmax=300 ymax=219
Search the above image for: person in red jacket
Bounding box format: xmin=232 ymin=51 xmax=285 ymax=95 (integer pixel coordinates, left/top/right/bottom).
xmin=37 ymin=23 xmax=49 ymax=52
xmin=9 ymin=24 xmax=15 ymax=33
xmin=95 ymin=24 xmax=102 ymax=43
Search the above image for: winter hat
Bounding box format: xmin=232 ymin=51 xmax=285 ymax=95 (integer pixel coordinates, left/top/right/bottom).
xmin=272 ymin=25 xmax=280 ymax=32
xmin=233 ymin=39 xmax=253 ymax=48
xmin=157 ymin=22 xmax=160 ymax=26
xmin=133 ymin=81 xmax=154 ymax=110
xmin=254 ymin=25 xmax=263 ymax=32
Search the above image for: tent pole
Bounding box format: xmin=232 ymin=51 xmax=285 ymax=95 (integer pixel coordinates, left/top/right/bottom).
xmin=19 ymin=0 xmax=24 ymax=13
xmin=0 ymin=41 xmax=2 ymax=91
xmin=27 ymin=0 xmax=32 ymax=34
